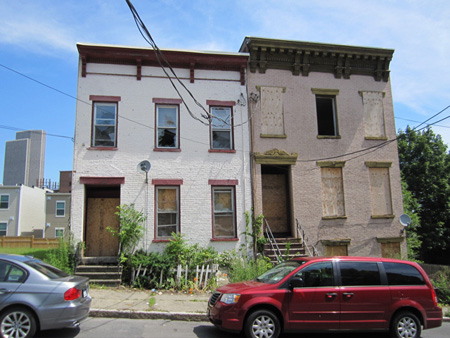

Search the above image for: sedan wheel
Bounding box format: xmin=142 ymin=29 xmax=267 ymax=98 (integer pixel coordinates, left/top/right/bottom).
xmin=0 ymin=307 xmax=36 ymax=338
xmin=245 ymin=310 xmax=280 ymax=338
xmin=391 ymin=311 xmax=421 ymax=338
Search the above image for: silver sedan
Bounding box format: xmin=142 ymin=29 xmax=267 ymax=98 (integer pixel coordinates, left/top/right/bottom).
xmin=0 ymin=254 xmax=91 ymax=338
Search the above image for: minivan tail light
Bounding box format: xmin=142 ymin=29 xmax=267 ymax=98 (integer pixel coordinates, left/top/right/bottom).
xmin=64 ymin=287 xmax=81 ymax=301
xmin=431 ymin=288 xmax=439 ymax=307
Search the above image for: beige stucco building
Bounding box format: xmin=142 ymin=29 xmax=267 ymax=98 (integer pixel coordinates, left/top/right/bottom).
xmin=240 ymin=37 xmax=405 ymax=258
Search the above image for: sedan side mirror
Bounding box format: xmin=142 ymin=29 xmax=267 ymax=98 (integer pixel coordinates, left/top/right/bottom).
xmin=289 ymin=277 xmax=305 ymax=290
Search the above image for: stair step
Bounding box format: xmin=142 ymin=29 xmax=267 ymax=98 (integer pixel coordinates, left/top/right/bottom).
xmin=76 ymin=265 xmax=121 ymax=273
xmin=76 ymin=272 xmax=122 ymax=280
xmin=89 ymin=279 xmax=121 ymax=287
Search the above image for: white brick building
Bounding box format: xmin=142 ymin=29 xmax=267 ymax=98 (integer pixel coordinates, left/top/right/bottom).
xmin=72 ymin=44 xmax=251 ymax=258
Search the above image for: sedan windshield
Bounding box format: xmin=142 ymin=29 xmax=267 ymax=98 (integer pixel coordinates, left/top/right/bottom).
xmin=25 ymin=261 xmax=69 ymax=279
xmin=256 ymin=261 xmax=303 ymax=284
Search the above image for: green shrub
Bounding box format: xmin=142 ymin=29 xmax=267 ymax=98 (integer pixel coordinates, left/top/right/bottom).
xmin=43 ymin=238 xmax=76 ymax=274
xmin=123 ymin=233 xmax=221 ymax=290
xmin=224 ymin=251 xmax=272 ymax=283
xmin=431 ymin=268 xmax=450 ymax=305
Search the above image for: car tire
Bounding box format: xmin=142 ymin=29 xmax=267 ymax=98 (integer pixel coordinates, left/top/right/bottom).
xmin=244 ymin=309 xmax=281 ymax=338
xmin=390 ymin=311 xmax=421 ymax=338
xmin=0 ymin=307 xmax=37 ymax=338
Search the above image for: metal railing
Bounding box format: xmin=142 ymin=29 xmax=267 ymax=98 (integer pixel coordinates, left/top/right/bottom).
xmin=264 ymin=219 xmax=283 ymax=263
xmin=296 ymin=219 xmax=321 ymax=257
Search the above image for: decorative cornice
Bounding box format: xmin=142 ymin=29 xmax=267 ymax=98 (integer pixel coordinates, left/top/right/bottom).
xmin=77 ymin=43 xmax=248 ymax=85
xmin=240 ymin=37 xmax=394 ymax=82
xmin=254 ymin=149 xmax=298 ymax=165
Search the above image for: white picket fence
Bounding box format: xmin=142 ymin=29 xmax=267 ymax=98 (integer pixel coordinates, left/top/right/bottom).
xmin=132 ymin=264 xmax=219 ymax=289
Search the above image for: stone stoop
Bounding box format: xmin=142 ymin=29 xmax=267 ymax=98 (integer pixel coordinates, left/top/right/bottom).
xmin=263 ymin=238 xmax=307 ymax=264
xmin=75 ymin=257 xmax=122 ymax=287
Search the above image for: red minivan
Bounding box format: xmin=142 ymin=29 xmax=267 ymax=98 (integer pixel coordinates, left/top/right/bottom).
xmin=207 ymin=256 xmax=442 ymax=338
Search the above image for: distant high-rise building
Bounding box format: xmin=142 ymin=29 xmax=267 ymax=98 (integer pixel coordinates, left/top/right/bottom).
xmin=3 ymin=130 xmax=46 ymax=186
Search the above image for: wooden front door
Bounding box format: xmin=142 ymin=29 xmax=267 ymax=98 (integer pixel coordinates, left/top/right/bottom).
xmin=262 ymin=165 xmax=291 ymax=236
xmin=85 ymin=198 xmax=120 ymax=257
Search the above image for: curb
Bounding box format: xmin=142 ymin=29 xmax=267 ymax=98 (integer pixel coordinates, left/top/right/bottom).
xmin=89 ymin=309 xmax=450 ymax=324
xmin=89 ymin=309 xmax=208 ymax=322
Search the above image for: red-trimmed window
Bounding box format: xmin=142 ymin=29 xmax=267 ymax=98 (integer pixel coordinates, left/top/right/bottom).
xmin=208 ymin=101 xmax=235 ymax=151
xmin=90 ymin=95 xmax=120 ymax=148
xmin=211 ymin=183 xmax=237 ymax=239
xmin=154 ymin=98 xmax=181 ymax=150
xmin=154 ymin=180 xmax=181 ymax=239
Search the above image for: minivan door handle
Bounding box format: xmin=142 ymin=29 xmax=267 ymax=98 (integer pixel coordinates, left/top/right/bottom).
xmin=0 ymin=288 xmax=11 ymax=294
xmin=325 ymin=293 xmax=337 ymax=300
xmin=343 ymin=292 xmax=354 ymax=299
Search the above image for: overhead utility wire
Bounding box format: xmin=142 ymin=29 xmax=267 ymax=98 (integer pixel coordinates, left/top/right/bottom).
xmin=125 ymin=0 xmax=210 ymax=126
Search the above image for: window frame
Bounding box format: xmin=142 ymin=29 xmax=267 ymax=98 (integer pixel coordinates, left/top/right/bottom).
xmin=90 ymin=95 xmax=121 ymax=149
xmin=0 ymin=222 xmax=7 ymax=236
xmin=55 ymin=228 xmax=64 ymax=238
xmin=155 ymin=104 xmax=180 ymax=150
xmin=312 ymin=89 xmax=340 ymax=138
xmin=0 ymin=195 xmax=9 ymax=209
xmin=211 ymin=184 xmax=237 ymax=240
xmin=55 ymin=201 xmax=65 ymax=217
xmin=206 ymin=100 xmax=236 ymax=153
xmin=154 ymin=183 xmax=181 ymax=240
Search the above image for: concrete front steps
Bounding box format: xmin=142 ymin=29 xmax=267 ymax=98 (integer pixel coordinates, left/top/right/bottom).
xmin=263 ymin=238 xmax=307 ymax=264
xmin=75 ymin=257 xmax=122 ymax=287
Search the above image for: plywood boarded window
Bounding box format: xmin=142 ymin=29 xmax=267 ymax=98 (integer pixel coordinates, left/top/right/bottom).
xmin=369 ymin=167 xmax=393 ymax=216
xmin=260 ymin=86 xmax=285 ymax=136
xmin=325 ymin=244 xmax=348 ymax=256
xmin=156 ymin=187 xmax=179 ymax=238
xmin=361 ymin=91 xmax=386 ymax=139
xmin=321 ymin=167 xmax=345 ymax=217
xmin=381 ymin=242 xmax=401 ymax=259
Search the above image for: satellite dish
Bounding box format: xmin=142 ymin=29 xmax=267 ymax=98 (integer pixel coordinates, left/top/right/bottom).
xmin=137 ymin=160 xmax=151 ymax=173
xmin=399 ymin=214 xmax=411 ymax=227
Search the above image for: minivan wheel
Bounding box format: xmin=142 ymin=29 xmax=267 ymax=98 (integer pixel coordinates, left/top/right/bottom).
xmin=244 ymin=309 xmax=281 ymax=338
xmin=390 ymin=311 xmax=421 ymax=338
xmin=0 ymin=307 xmax=37 ymax=338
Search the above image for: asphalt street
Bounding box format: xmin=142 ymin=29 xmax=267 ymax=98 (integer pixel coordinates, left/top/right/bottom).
xmin=34 ymin=318 xmax=450 ymax=338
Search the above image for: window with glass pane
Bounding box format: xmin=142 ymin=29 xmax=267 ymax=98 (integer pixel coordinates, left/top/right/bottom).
xmin=0 ymin=195 xmax=9 ymax=209
xmin=0 ymin=223 xmax=6 ymax=236
xmin=211 ymin=107 xmax=232 ymax=149
xmin=157 ymin=105 xmax=178 ymax=148
xmin=55 ymin=228 xmax=64 ymax=238
xmin=56 ymin=201 xmax=65 ymax=217
xmin=93 ymin=102 xmax=117 ymax=147
xmin=156 ymin=187 xmax=179 ymax=238
xmin=213 ymin=187 xmax=235 ymax=238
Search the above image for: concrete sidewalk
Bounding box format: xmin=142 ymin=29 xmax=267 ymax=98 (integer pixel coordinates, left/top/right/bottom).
xmin=88 ymin=286 xmax=450 ymax=323
xmin=89 ymin=287 xmax=210 ymax=321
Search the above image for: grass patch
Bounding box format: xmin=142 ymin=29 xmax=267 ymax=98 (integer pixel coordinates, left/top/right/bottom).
xmin=0 ymin=248 xmax=50 ymax=260
xmin=148 ymin=297 xmax=156 ymax=309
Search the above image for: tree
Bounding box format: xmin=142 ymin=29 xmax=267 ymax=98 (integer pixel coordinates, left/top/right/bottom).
xmin=107 ymin=204 xmax=145 ymax=258
xmin=397 ymin=127 xmax=450 ymax=264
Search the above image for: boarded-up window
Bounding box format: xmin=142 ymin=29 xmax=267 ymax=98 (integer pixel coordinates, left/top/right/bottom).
xmin=369 ymin=167 xmax=393 ymax=216
xmin=156 ymin=187 xmax=179 ymax=238
xmin=325 ymin=244 xmax=348 ymax=256
xmin=260 ymin=87 xmax=285 ymax=135
xmin=381 ymin=242 xmax=401 ymax=259
xmin=321 ymin=167 xmax=345 ymax=217
xmin=361 ymin=91 xmax=386 ymax=139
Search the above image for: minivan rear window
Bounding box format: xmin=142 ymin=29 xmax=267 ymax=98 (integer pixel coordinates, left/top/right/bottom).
xmin=384 ymin=262 xmax=425 ymax=285
xmin=340 ymin=261 xmax=381 ymax=286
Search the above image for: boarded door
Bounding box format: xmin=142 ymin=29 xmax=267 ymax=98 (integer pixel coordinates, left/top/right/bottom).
xmin=85 ymin=198 xmax=120 ymax=257
xmin=262 ymin=166 xmax=290 ymax=235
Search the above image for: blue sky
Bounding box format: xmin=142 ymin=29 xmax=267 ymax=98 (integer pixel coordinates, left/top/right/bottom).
xmin=1 ymin=0 xmax=450 ymax=184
